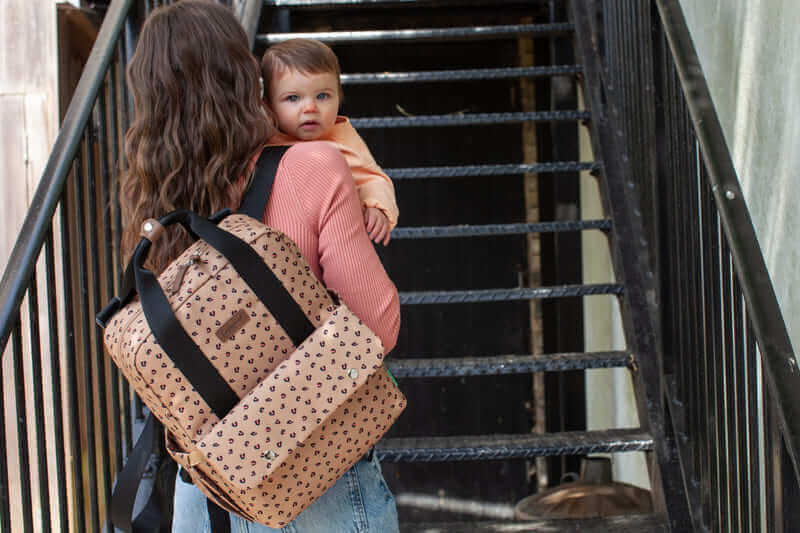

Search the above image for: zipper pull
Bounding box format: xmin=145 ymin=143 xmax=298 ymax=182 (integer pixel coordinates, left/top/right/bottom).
xmin=167 ymin=253 xmax=202 ymax=295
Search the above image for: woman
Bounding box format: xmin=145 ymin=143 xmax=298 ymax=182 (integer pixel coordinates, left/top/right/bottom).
xmin=120 ymin=2 xmax=401 ymax=532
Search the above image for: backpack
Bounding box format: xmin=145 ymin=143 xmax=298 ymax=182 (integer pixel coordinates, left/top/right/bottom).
xmin=96 ymin=146 xmax=406 ymax=530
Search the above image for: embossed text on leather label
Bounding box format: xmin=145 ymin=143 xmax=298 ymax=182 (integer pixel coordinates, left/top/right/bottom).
xmin=216 ymin=309 xmax=250 ymax=341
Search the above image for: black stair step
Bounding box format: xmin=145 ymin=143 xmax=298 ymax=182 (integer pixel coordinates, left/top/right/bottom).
xmin=387 ymin=351 xmax=632 ymax=378
xmin=400 ymin=514 xmax=669 ymax=533
xmin=386 ymin=161 xmax=599 ymax=179
xmin=391 ymin=219 xmax=610 ymax=239
xmin=350 ymin=111 xmax=589 ymax=129
xmin=376 ymin=429 xmax=653 ymax=462
xmin=257 ymin=23 xmax=574 ymax=45
xmin=265 ymin=0 xmax=542 ymax=8
xmin=342 ymin=65 xmax=583 ymax=85
xmin=399 ymin=284 xmax=623 ymax=305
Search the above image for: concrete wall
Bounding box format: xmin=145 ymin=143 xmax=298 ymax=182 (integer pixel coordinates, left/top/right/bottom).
xmin=679 ymin=1 xmax=800 ymax=355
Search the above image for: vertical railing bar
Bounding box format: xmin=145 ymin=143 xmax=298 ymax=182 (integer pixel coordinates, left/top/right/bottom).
xmin=26 ymin=272 xmax=53 ymax=532
xmin=716 ymin=215 xmax=731 ymax=533
xmin=746 ymin=317 xmax=762 ymax=531
xmin=113 ymin=41 xmax=133 ymax=456
xmin=12 ymin=316 xmax=34 ymax=532
xmin=44 ymin=227 xmax=70 ymax=532
xmin=687 ymin=132 xmax=702 ymax=492
xmin=99 ymin=83 xmax=124 ymax=479
xmin=117 ymin=29 xmax=143 ymax=426
xmin=763 ymin=383 xmax=775 ymax=532
xmin=680 ymin=102 xmax=694 ymax=444
xmin=60 ymin=174 xmax=85 ymax=532
xmin=721 ymin=237 xmax=741 ymax=530
xmin=108 ymin=49 xmax=122 ymax=292
xmin=769 ymin=395 xmax=783 ymax=533
xmin=698 ymin=148 xmax=715 ymax=530
xmin=0 ymin=323 xmax=10 ymax=532
xmin=732 ymin=274 xmax=749 ymax=533
xmin=85 ymin=115 xmax=113 ymax=531
xmin=673 ymin=64 xmax=689 ymax=420
xmin=722 ymin=242 xmax=741 ymax=531
xmin=75 ymin=133 xmax=100 ymax=532
xmin=706 ymin=176 xmax=723 ymax=531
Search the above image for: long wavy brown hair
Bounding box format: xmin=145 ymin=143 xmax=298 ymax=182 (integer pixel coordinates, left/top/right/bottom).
xmin=121 ymin=0 xmax=275 ymax=274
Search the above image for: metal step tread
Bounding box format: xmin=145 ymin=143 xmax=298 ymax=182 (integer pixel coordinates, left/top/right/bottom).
xmin=258 ymin=23 xmax=574 ymax=45
xmin=376 ymin=429 xmax=653 ymax=462
xmin=265 ymin=0 xmax=539 ymax=7
xmin=400 ymin=514 xmax=669 ymax=533
xmin=391 ymin=219 xmax=611 ymax=239
xmin=399 ymin=284 xmax=623 ymax=305
xmin=342 ymin=65 xmax=583 ymax=84
xmin=350 ymin=110 xmax=590 ymax=129
xmin=387 ymin=161 xmax=600 ymax=179
xmin=387 ymin=351 xmax=632 ymax=377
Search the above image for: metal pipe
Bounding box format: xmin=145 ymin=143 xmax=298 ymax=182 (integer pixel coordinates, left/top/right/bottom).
xmin=12 ymin=318 xmax=34 ymax=532
xmin=257 ymin=23 xmax=575 ymax=45
xmin=75 ymin=137 xmax=100 ymax=532
xmin=26 ymin=274 xmax=52 ymax=532
xmin=341 ymin=65 xmax=583 ymax=84
xmin=60 ymin=182 xmax=86 ymax=532
xmin=87 ymin=106 xmax=113 ymax=526
xmin=44 ymin=228 xmax=69 ymax=531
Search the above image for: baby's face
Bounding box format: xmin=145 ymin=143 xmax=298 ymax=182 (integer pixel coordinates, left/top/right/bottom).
xmin=269 ymin=69 xmax=340 ymax=141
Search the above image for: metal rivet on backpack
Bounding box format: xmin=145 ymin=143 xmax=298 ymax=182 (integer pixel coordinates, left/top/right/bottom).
xmin=263 ymin=450 xmax=277 ymax=461
xmin=143 ymin=221 xmax=153 ymax=232
xmin=347 ymin=368 xmax=358 ymax=379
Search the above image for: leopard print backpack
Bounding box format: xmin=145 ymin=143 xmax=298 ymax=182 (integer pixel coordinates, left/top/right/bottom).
xmin=96 ymin=146 xmax=406 ymax=530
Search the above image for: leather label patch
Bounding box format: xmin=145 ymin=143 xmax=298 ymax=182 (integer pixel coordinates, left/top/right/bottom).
xmin=216 ymin=309 xmax=250 ymax=341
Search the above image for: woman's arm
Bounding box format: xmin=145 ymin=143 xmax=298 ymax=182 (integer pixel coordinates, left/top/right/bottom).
xmin=278 ymin=143 xmax=401 ymax=353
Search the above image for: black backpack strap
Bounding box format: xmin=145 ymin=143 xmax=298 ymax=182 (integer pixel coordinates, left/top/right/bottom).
xmin=111 ymin=414 xmax=230 ymax=533
xmin=110 ymin=414 xmax=163 ymax=533
xmin=238 ymin=145 xmax=290 ymax=219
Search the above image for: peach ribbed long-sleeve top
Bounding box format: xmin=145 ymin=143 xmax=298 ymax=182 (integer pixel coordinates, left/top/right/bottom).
xmin=258 ymin=141 xmax=400 ymax=353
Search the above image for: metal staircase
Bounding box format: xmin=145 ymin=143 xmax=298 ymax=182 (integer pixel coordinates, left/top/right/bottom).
xmin=1 ymin=0 xmax=800 ymax=531
xmin=254 ymin=0 xmax=671 ymax=530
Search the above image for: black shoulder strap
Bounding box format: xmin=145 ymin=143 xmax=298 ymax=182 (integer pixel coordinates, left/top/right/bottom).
xmin=238 ymin=145 xmax=290 ymax=219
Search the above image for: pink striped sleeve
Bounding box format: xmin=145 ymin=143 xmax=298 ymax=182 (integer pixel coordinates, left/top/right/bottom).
xmin=266 ymin=142 xmax=401 ymax=353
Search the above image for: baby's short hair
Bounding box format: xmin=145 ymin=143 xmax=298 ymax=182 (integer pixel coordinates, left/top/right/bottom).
xmin=261 ymin=38 xmax=343 ymax=103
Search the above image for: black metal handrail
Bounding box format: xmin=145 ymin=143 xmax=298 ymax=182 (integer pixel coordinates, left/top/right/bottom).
xmin=652 ymin=1 xmax=800 ymax=530
xmin=572 ymin=0 xmax=800 ymax=530
xmin=654 ymin=0 xmax=800 ymax=471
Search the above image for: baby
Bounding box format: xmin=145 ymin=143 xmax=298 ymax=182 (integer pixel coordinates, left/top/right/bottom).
xmin=261 ymin=38 xmax=398 ymax=245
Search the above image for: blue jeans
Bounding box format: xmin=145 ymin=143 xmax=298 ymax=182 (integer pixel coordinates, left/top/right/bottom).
xmin=172 ymin=452 xmax=399 ymax=533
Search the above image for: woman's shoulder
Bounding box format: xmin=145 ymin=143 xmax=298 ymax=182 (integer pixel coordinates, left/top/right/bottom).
xmin=273 ymin=142 xmax=356 ymax=220
xmin=281 ymin=141 xmax=349 ymax=172
xmin=278 ymin=142 xmax=354 ymax=194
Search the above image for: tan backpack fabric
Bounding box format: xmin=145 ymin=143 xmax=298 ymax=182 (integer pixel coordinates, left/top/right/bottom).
xmin=97 ymin=147 xmax=406 ymax=529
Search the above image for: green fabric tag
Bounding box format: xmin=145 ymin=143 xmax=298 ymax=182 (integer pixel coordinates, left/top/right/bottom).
xmin=386 ymin=367 xmax=399 ymax=387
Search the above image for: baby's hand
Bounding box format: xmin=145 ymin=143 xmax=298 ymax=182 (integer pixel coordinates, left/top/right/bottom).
xmin=364 ymin=207 xmax=391 ymax=246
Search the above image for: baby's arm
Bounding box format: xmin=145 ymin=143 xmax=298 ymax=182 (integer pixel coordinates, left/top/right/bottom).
xmin=364 ymin=206 xmax=391 ymax=245
xmin=325 ymin=118 xmax=399 ymax=244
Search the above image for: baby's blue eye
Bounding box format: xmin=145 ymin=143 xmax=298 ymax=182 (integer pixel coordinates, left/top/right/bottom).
xmin=316 ymin=93 xmax=330 ymax=101
xmin=286 ymin=95 xmax=298 ymax=102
